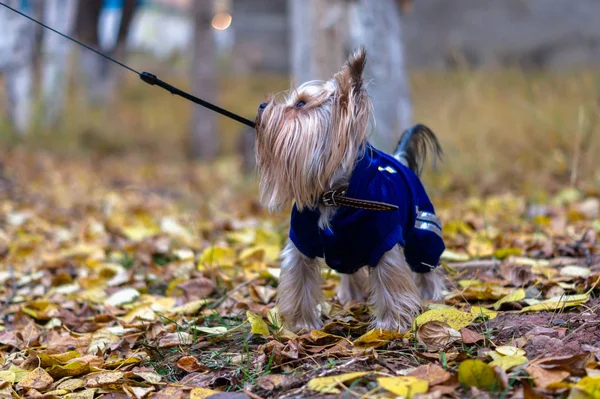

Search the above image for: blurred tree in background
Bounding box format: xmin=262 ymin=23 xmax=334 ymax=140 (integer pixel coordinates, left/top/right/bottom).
xmin=190 ymin=0 xmax=217 ymax=160
xmin=289 ymin=0 xmax=412 ymax=153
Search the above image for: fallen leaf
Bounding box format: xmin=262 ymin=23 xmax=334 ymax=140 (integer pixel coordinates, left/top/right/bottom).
xmin=560 ymin=266 xmax=591 ymax=278
xmin=493 ymin=288 xmax=526 ymax=310
xmin=489 ymin=355 xmax=528 ymax=371
xmin=306 ymin=372 xmax=368 ymax=394
xmin=495 ymin=346 xmax=526 ymax=357
xmin=377 ymin=376 xmax=428 ymax=398
xmin=353 ymin=329 xmax=403 ymax=349
xmin=246 ymin=311 xmax=270 ymax=337
xmin=190 ymin=387 xmax=219 ymax=399
xmin=521 ymin=293 xmax=589 ymax=312
xmin=106 ymin=288 xmax=140 ymax=307
xmin=458 ymin=359 xmax=499 ymax=391
xmin=17 ymin=367 xmax=53 ymax=391
xmin=416 ymin=321 xmax=461 ymax=348
xmin=461 ymin=328 xmax=485 ymax=344
xmin=414 ymin=308 xmax=477 ymax=330
xmin=570 ymin=376 xmax=600 ymax=399
xmin=408 ymin=364 xmax=451 ymax=386
xmin=526 ymin=364 xmax=570 ymax=389
xmin=470 ymin=306 xmax=498 ymax=320
xmin=177 ymin=356 xmax=209 ymax=373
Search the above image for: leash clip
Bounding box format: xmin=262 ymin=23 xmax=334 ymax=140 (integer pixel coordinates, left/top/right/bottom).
xmin=321 ymin=189 xmax=339 ymax=207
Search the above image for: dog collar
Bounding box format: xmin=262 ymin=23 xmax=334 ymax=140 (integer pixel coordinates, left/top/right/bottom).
xmin=320 ymin=187 xmax=399 ymax=212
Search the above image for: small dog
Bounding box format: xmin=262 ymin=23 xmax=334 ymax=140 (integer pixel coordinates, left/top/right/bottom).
xmin=255 ymin=47 xmax=446 ymax=332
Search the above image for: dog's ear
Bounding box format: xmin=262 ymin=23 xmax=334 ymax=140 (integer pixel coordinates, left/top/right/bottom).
xmin=334 ymin=47 xmax=366 ymax=105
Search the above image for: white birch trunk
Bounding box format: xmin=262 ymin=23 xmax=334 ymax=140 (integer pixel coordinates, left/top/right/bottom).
xmin=40 ymin=0 xmax=79 ymax=127
xmin=349 ymin=0 xmax=412 ymax=152
xmin=0 ymin=0 xmax=36 ymax=135
xmin=289 ymin=0 xmax=412 ymax=153
xmin=190 ymin=0 xmax=218 ymax=159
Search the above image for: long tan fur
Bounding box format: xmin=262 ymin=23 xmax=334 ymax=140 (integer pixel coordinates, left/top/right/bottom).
xmin=259 ymin=48 xmax=443 ymax=332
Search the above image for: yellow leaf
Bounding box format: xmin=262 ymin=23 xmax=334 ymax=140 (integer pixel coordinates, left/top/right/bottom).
xmin=521 ymin=293 xmax=589 ymax=313
xmin=120 ymin=304 xmax=157 ymax=323
xmin=467 ymin=234 xmax=495 ymax=258
xmin=172 ymin=299 xmax=208 ymax=315
xmin=532 ymin=266 xmax=559 ymax=279
xmin=493 ymin=288 xmax=526 ymax=310
xmin=122 ymin=224 xmax=159 ymax=242
xmin=377 ymin=376 xmax=428 ymax=398
xmin=198 ymin=246 xmax=235 ymax=268
xmin=458 ymin=359 xmax=499 ymax=391
xmin=46 ymin=362 xmax=91 ymax=379
xmin=494 ymin=247 xmax=522 ymax=260
xmin=63 ymin=388 xmax=97 ymax=399
xmin=190 ymin=387 xmax=219 ymax=399
xmin=246 ymin=311 xmax=270 ymax=337
xmin=353 ymin=329 xmax=403 ymax=349
xmin=56 ymin=378 xmax=86 ymax=391
xmin=489 ymin=355 xmax=528 ymax=371
xmin=17 ymin=367 xmax=54 ymax=391
xmin=193 ymin=326 xmax=228 ymax=335
xmin=307 ymin=372 xmax=368 ymax=394
xmin=470 ymin=306 xmax=498 ymax=320
xmin=570 ymin=376 xmax=600 ymax=399
xmin=414 ymin=308 xmax=476 ymax=330
xmin=495 ymin=346 xmax=526 ymax=357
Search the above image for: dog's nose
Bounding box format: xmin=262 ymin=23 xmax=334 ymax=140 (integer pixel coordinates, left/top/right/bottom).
xmin=258 ymin=102 xmax=268 ymax=111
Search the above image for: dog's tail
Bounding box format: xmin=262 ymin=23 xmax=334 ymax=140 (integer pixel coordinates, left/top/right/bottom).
xmin=393 ymin=124 xmax=443 ymax=177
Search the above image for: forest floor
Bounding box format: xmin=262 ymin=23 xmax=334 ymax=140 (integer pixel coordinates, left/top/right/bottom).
xmin=0 ymin=69 xmax=599 ymax=398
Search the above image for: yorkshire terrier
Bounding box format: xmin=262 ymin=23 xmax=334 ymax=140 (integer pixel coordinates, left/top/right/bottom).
xmin=255 ymin=47 xmax=446 ymax=332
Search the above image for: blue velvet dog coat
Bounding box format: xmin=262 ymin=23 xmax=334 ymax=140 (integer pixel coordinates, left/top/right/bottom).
xmin=289 ymin=143 xmax=445 ymax=274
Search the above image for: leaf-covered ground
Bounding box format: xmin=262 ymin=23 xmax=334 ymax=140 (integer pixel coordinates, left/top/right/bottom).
xmin=0 ymin=150 xmax=599 ymax=399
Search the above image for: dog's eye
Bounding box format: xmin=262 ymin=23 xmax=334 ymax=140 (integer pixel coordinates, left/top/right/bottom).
xmin=294 ymin=100 xmax=306 ymax=109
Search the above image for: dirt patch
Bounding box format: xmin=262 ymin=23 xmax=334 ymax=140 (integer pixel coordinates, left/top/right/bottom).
xmin=488 ymin=302 xmax=600 ymax=358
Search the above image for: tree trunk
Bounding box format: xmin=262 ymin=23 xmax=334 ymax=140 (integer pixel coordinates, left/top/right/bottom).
xmin=190 ymin=1 xmax=218 ymax=160
xmin=74 ymin=0 xmax=138 ymax=106
xmin=349 ymin=0 xmax=412 ymax=152
xmin=289 ymin=0 xmax=412 ymax=153
xmin=288 ymin=0 xmax=348 ymax=84
xmin=0 ymin=0 xmax=36 ymax=135
xmin=40 ymin=0 xmax=79 ymax=127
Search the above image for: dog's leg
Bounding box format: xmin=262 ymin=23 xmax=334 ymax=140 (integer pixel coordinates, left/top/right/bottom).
xmin=276 ymin=240 xmax=324 ymax=332
xmin=369 ymin=245 xmax=422 ymax=331
xmin=337 ymin=267 xmax=368 ymax=306
xmin=414 ymin=269 xmax=445 ymax=301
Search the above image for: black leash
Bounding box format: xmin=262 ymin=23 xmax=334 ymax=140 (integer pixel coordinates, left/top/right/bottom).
xmin=0 ymin=1 xmax=257 ymax=129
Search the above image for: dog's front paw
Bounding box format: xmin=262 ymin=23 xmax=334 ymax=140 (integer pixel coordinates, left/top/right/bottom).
xmin=371 ymin=317 xmax=411 ymax=333
xmin=287 ymin=318 xmax=323 ymax=333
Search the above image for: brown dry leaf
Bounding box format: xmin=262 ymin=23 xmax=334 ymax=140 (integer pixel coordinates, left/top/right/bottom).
xmin=176 ymin=356 xmax=209 ymax=373
xmin=460 ymin=328 xmax=485 ymax=344
xmin=257 ymin=374 xmax=287 ymax=390
xmin=17 ymin=367 xmax=54 ymax=391
xmin=158 ymin=332 xmax=193 ymax=347
xmin=353 ymin=329 xmax=403 ymax=349
xmin=526 ymin=364 xmax=570 ymax=389
xmin=177 ymin=277 xmax=216 ymax=299
xmin=416 ymin=321 xmax=461 ymax=348
xmin=123 ymin=384 xmax=155 ymax=399
xmin=408 ymin=364 xmax=451 ymax=386
xmin=83 ymin=371 xmax=124 ymax=388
